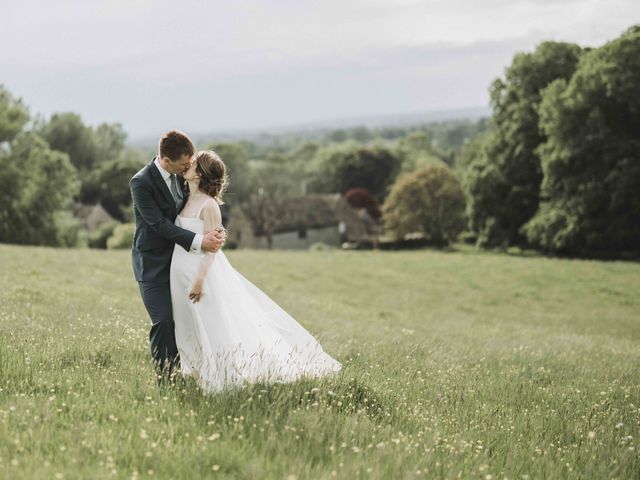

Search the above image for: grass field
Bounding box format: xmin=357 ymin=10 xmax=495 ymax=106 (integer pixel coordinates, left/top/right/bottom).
xmin=0 ymin=244 xmax=639 ymax=479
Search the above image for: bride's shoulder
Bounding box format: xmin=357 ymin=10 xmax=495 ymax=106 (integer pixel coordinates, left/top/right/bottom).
xmin=198 ymin=196 xmax=222 ymax=219
xmin=201 ymin=196 xmax=220 ymax=210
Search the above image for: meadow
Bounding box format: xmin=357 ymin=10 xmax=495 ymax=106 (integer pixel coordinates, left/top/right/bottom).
xmin=0 ymin=244 xmax=638 ymax=479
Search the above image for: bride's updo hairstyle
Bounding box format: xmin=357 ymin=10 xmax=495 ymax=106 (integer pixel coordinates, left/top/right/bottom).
xmin=193 ymin=150 xmax=229 ymax=205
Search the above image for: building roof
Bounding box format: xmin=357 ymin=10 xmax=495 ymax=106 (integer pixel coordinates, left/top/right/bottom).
xmin=246 ymin=193 xmax=379 ymax=240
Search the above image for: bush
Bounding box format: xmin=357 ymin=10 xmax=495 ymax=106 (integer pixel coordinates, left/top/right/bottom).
xmin=53 ymin=211 xmax=81 ymax=248
xmin=88 ymin=221 xmax=120 ymax=249
xmin=106 ymin=223 xmax=135 ymax=249
xmin=382 ymin=165 xmax=466 ymax=246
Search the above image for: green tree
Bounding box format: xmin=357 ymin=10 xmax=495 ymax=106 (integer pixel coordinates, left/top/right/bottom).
xmin=80 ymin=152 xmax=145 ymax=221
xmin=352 ymin=126 xmax=372 ymax=143
xmin=204 ymin=142 xmax=252 ymax=204
xmin=395 ymin=131 xmax=446 ymax=173
xmin=39 ymin=112 xmax=97 ymax=171
xmin=0 ymin=85 xmax=29 ymax=143
xmin=243 ymin=160 xmax=298 ymax=249
xmin=454 ymin=133 xmax=487 ymax=173
xmin=327 ymin=129 xmax=348 ymax=143
xmin=465 ymin=41 xmax=583 ymax=247
xmin=94 ymin=123 xmax=127 ymax=163
xmin=382 ymin=165 xmax=466 ymax=246
xmin=522 ymin=25 xmax=640 ymax=256
xmin=0 ymin=132 xmax=80 ymax=245
xmin=283 ymin=142 xmax=320 ymax=195
xmin=307 ymin=143 xmax=401 ymax=201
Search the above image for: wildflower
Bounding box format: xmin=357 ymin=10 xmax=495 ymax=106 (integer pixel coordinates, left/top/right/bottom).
xmin=587 ymin=431 xmax=596 ymax=440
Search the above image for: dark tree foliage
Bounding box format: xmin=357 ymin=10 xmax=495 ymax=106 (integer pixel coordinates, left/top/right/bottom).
xmin=0 ymin=133 xmax=79 ymax=245
xmin=307 ymin=143 xmax=401 ymax=201
xmin=81 ymin=155 xmax=145 ymax=221
xmin=39 ymin=112 xmax=98 ymax=172
xmin=465 ymin=41 xmax=583 ymax=247
xmin=523 ymin=25 xmax=640 ymax=256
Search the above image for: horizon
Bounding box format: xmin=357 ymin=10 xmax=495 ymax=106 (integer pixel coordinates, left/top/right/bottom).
xmin=128 ymin=105 xmax=490 ymax=145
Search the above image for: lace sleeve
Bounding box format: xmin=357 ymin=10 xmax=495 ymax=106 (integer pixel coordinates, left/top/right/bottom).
xmin=192 ymin=199 xmax=222 ymax=283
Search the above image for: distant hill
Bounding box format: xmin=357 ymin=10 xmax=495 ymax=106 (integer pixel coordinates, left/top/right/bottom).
xmin=129 ymin=106 xmax=490 ymax=148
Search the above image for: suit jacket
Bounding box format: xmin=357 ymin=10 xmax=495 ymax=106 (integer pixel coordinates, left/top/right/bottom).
xmin=130 ymin=159 xmax=194 ymax=283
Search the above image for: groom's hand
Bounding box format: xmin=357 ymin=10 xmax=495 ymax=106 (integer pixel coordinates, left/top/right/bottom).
xmin=202 ymin=227 xmax=227 ymax=253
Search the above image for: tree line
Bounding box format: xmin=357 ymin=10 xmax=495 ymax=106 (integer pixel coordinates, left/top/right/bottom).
xmin=0 ymin=25 xmax=637 ymax=257
xmin=0 ymin=86 xmax=478 ymax=249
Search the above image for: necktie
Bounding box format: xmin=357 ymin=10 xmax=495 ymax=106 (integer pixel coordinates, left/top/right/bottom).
xmin=169 ymin=174 xmax=181 ymax=207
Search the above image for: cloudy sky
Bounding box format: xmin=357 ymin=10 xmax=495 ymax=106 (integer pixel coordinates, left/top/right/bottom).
xmin=3 ymin=0 xmax=638 ymax=139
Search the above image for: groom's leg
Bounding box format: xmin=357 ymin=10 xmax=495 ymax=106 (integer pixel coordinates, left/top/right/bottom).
xmin=138 ymin=282 xmax=179 ymax=380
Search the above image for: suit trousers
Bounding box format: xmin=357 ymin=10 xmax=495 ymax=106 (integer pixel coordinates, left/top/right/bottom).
xmin=138 ymin=281 xmax=179 ymax=378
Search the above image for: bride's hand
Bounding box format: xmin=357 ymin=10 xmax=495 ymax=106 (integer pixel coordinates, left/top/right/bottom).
xmin=189 ymin=279 xmax=204 ymax=303
xmin=202 ymin=227 xmax=226 ymax=253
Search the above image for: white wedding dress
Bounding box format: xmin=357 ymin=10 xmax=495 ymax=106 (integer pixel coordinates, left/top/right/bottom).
xmin=169 ymin=214 xmax=342 ymax=394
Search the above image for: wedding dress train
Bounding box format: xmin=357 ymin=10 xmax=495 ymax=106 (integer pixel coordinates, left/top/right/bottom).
xmin=169 ymin=215 xmax=342 ymax=393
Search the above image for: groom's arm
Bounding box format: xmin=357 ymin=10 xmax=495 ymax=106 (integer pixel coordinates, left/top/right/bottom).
xmin=130 ymin=176 xmax=195 ymax=252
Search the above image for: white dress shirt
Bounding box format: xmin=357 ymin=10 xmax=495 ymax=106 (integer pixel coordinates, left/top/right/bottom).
xmin=154 ymin=157 xmax=203 ymax=252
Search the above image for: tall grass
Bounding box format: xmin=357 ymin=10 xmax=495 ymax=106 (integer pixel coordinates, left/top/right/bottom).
xmin=0 ymin=244 xmax=638 ymax=479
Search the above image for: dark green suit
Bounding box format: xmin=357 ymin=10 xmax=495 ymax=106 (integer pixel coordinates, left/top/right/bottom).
xmin=130 ymin=159 xmax=194 ymax=378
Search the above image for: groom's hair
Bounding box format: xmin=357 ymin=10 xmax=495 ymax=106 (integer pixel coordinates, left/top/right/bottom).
xmin=158 ymin=130 xmax=195 ymax=161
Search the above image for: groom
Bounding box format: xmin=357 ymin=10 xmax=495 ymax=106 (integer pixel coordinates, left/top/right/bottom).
xmin=130 ymin=130 xmax=226 ymax=385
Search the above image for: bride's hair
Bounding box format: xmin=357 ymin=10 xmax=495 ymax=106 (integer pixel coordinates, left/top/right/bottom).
xmin=192 ymin=150 xmax=229 ymax=205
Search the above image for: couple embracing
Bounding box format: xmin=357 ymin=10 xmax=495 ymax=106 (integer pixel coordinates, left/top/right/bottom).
xmin=130 ymin=130 xmax=341 ymax=393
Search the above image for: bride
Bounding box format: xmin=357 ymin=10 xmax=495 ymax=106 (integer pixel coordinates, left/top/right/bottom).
xmin=170 ymin=150 xmax=342 ymax=393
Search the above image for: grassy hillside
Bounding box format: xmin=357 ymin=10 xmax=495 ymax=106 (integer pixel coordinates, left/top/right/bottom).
xmin=0 ymin=245 xmax=638 ymax=479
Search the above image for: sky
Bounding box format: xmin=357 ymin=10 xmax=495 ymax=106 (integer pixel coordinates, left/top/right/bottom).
xmin=2 ymin=0 xmax=639 ymax=139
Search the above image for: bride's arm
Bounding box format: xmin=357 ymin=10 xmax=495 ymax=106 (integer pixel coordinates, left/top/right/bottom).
xmin=189 ymin=199 xmax=223 ymax=303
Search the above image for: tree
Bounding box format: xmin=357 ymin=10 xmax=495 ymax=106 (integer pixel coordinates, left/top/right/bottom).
xmin=242 ymin=161 xmax=297 ymax=249
xmin=522 ymin=25 xmax=640 ymax=256
xmin=80 ymin=152 xmax=145 ymax=221
xmin=306 ymin=143 xmax=401 ymax=201
xmin=465 ymin=41 xmax=583 ymax=247
xmin=39 ymin=112 xmax=97 ymax=171
xmin=283 ymin=142 xmax=320 ymax=195
xmin=94 ymin=122 xmax=127 ymax=163
xmin=0 ymin=132 xmax=80 ymax=245
xmin=382 ymin=165 xmax=466 ymax=246
xmin=327 ymin=129 xmax=348 ymax=143
xmin=454 ymin=132 xmax=487 ymax=174
xmin=395 ymin=131 xmax=446 ymax=173
xmin=204 ymin=142 xmax=252 ymax=204
xmin=344 ymin=188 xmax=381 ymax=220
xmin=352 ymin=126 xmax=372 ymax=143
xmin=0 ymin=85 xmax=29 ymax=143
